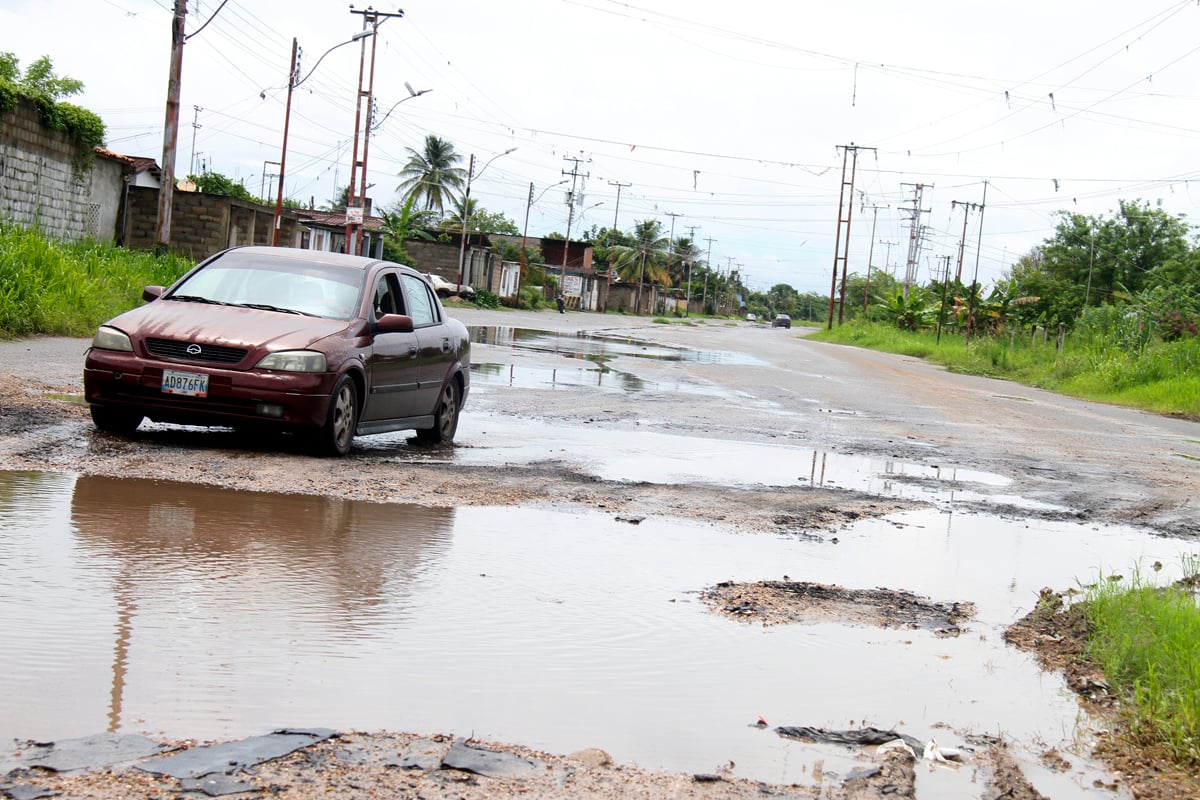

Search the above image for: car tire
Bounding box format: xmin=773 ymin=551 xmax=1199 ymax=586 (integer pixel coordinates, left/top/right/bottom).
xmin=415 ymin=379 xmax=460 ymax=445
xmin=316 ymin=375 xmax=358 ymax=456
xmin=90 ymin=405 xmax=144 ymax=435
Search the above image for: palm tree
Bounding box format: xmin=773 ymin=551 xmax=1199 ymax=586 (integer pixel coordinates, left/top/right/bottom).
xmin=397 ymin=135 xmax=466 ymax=214
xmin=610 ymin=220 xmax=670 ymax=314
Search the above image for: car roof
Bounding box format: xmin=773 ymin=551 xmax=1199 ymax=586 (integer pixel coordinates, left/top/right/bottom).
xmin=221 ymin=246 xmax=391 ymax=273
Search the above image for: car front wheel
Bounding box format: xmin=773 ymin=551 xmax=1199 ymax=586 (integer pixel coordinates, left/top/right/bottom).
xmin=90 ymin=405 xmax=144 ymax=435
xmin=415 ymin=379 xmax=460 ymax=444
xmin=316 ymin=375 xmax=358 ymax=456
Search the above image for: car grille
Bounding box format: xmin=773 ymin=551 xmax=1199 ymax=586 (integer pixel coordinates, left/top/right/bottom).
xmin=146 ymin=338 xmax=247 ymax=365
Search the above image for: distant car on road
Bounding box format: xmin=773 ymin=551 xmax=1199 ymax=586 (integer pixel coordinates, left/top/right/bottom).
xmin=746 ymin=313 xmax=757 ymax=322
xmin=426 ymin=272 xmax=476 ymax=301
xmin=772 ymin=314 xmax=792 ymax=329
xmin=83 ymin=246 xmax=471 ymax=456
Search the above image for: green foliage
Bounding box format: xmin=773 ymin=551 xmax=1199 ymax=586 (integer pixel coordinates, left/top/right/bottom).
xmin=397 ymin=135 xmax=466 ymax=214
xmin=1084 ymin=567 xmax=1200 ymax=766
xmin=190 ymin=172 xmax=258 ymax=202
xmin=0 ymin=224 xmax=193 ymax=338
xmin=472 ymin=288 xmax=501 ymax=309
xmin=0 ymin=53 xmax=105 ymax=166
xmin=610 ymin=219 xmax=670 ymax=286
xmin=813 ymin=316 xmax=1200 ymax=418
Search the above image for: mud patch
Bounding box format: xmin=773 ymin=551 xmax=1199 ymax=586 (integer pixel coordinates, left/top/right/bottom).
xmin=701 ymin=580 xmax=975 ymax=635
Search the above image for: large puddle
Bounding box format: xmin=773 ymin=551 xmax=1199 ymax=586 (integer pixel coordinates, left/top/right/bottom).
xmin=2 ymin=469 xmax=1191 ymax=797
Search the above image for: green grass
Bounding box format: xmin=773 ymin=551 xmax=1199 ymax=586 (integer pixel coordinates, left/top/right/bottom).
xmin=1084 ymin=564 xmax=1200 ymax=765
xmin=812 ymin=320 xmax=1200 ymax=419
xmin=0 ymin=224 xmax=194 ymax=338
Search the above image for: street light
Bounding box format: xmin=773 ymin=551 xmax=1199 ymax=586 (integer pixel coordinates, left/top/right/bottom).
xmin=272 ymin=31 xmax=372 ymax=247
xmin=372 ymin=82 xmax=431 ymax=133
xmin=457 ymin=147 xmax=517 ymax=287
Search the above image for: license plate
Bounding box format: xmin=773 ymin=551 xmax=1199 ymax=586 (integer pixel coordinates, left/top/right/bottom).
xmin=162 ymin=369 xmax=209 ymax=397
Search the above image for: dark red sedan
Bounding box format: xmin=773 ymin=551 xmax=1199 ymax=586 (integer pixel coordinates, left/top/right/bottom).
xmin=83 ymin=246 xmax=470 ymax=456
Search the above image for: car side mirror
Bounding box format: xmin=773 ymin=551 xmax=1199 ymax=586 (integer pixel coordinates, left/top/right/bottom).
xmin=143 ymin=285 xmax=165 ymax=302
xmin=375 ymin=313 xmax=415 ymax=334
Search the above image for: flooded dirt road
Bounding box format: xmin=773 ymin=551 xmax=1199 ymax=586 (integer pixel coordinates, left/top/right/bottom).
xmin=1 ymin=308 xmax=1198 ymax=799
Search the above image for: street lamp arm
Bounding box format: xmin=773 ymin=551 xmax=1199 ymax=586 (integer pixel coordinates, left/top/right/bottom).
xmin=371 ymin=88 xmax=431 ymax=131
xmin=474 ymin=147 xmax=517 ymax=182
xmin=294 ymin=31 xmax=373 ymax=89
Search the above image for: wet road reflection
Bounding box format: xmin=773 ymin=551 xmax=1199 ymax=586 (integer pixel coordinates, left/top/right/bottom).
xmin=468 ymin=326 xmax=764 ymax=365
xmin=0 ymin=470 xmax=1190 ymax=795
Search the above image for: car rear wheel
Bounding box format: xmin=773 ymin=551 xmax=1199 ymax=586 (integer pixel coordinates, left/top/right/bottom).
xmin=316 ymin=375 xmax=358 ymax=456
xmin=90 ymin=405 xmax=144 ymax=435
xmin=415 ymin=379 xmax=459 ymax=445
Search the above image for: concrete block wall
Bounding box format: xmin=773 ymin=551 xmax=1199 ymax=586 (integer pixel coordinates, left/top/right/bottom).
xmin=0 ymin=97 xmax=91 ymax=240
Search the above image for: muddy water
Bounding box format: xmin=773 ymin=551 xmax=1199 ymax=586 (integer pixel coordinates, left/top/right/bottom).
xmin=1 ymin=470 xmax=1190 ymax=797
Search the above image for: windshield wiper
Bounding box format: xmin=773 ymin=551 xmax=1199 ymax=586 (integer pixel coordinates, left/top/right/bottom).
xmin=235 ymin=303 xmax=306 ymax=315
xmin=168 ymin=294 xmax=229 ymax=305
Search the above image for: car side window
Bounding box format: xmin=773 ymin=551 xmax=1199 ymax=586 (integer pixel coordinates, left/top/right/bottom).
xmin=400 ymin=274 xmax=439 ymax=327
xmin=372 ymin=274 xmax=405 ymax=319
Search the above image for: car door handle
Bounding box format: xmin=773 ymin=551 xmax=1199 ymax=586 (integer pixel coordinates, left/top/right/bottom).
xmin=408 ymin=345 xmax=418 ymax=358
xmin=441 ymin=338 xmax=451 ymax=353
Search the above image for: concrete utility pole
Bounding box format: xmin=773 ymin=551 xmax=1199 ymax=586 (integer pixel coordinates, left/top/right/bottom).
xmin=607 ymin=180 xmax=630 ymax=249
xmin=950 ymin=199 xmax=983 ymax=283
xmin=860 ymin=204 xmax=886 ymax=312
xmin=900 ymin=183 xmax=931 ymax=296
xmin=155 ymin=0 xmax=187 ymax=253
xmin=345 ymin=7 xmax=403 ymax=257
xmin=560 ymin=155 xmax=588 ymax=289
xmin=664 ymin=210 xmax=682 ymax=288
xmin=965 ymin=180 xmax=989 ymax=344
xmin=703 ymin=237 xmax=716 ymax=311
xmin=189 ymin=105 xmax=202 ymax=176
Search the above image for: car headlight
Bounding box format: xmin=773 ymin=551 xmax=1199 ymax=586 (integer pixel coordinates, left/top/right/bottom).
xmin=255 ymin=350 xmax=327 ymax=373
xmin=92 ymin=326 xmax=133 ymax=352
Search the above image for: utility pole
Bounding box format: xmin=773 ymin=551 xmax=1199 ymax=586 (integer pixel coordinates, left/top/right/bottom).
xmin=936 ymin=254 xmax=953 ymax=343
xmin=345 ymin=7 xmax=403 ymax=257
xmin=271 ymin=39 xmax=298 ymax=246
xmin=189 ymin=106 xmax=202 ymax=176
xmin=828 ymin=143 xmax=874 ymax=328
xmin=950 ymin=199 xmax=982 ymax=282
xmin=607 ymin=180 xmax=630 ymax=249
xmin=900 ymin=183 xmax=931 ymax=296
xmin=966 ymin=180 xmax=989 ymax=344
xmin=560 ymin=155 xmax=588 ymax=290
xmin=683 ymin=224 xmax=700 ymax=315
xmin=665 ymin=211 xmax=682 ymax=312
xmin=702 ymin=237 xmax=716 ymax=312
xmin=861 ymin=203 xmax=886 ymax=313
xmin=155 ymin=0 xmax=187 ymax=253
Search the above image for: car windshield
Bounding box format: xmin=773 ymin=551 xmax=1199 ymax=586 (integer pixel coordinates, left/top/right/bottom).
xmin=167 ymin=253 xmax=365 ymax=320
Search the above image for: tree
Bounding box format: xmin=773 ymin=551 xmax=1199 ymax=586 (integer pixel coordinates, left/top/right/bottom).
xmin=380 ymin=195 xmax=439 ymax=265
xmin=0 ymin=53 xmax=83 ymax=101
xmin=447 ymin=196 xmax=519 ymax=235
xmin=1011 ymin=199 xmax=1193 ymax=326
xmin=610 ymin=220 xmax=670 ymax=286
xmin=397 ymin=135 xmax=466 ymax=214
xmin=0 ymin=53 xmax=103 ymax=153
xmin=322 ymin=186 xmax=351 ymax=213
xmin=190 ymin=172 xmax=257 ymax=202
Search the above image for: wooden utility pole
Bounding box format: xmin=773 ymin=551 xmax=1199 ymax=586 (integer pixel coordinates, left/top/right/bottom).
xmin=155 ymin=0 xmax=187 ymax=253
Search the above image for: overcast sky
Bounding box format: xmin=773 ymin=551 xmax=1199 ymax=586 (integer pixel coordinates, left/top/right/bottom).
xmin=3 ymin=0 xmax=1199 ymax=294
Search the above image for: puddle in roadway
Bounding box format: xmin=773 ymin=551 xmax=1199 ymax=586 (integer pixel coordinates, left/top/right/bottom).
xmin=2 ymin=469 xmax=1187 ymax=796
xmin=468 ymin=325 xmax=765 ymax=365
xmin=370 ymin=411 xmax=1059 ymax=513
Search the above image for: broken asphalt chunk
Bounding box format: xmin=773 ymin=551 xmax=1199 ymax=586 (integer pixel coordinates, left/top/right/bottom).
xmin=135 ymin=728 xmax=336 ymax=779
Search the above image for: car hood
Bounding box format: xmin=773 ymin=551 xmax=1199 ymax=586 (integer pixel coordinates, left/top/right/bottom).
xmin=108 ymin=300 xmax=353 ymax=351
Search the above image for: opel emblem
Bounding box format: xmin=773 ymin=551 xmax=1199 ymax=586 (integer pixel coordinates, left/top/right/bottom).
xmin=186 ymin=344 xmax=202 ymax=356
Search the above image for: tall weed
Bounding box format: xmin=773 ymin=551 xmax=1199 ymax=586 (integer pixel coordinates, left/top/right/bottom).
xmin=0 ymin=225 xmax=193 ymax=337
